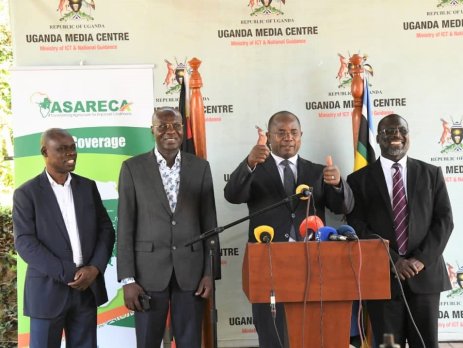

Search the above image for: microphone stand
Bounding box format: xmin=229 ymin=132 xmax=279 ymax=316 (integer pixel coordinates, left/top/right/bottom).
xmin=185 ymin=191 xmax=308 ymax=348
xmin=185 ymin=192 xmax=306 ymax=247
xmin=208 ymin=238 xmax=218 ymax=348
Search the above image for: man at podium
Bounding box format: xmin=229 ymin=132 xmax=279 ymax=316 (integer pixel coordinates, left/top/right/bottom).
xmin=224 ymin=110 xmax=354 ymax=348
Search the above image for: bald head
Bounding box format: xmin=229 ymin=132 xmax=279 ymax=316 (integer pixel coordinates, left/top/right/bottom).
xmin=267 ymin=111 xmax=301 ymax=131
xmin=151 ymin=107 xmax=182 ymax=125
xmin=40 ymin=128 xmax=77 ymax=184
xmin=40 ymin=128 xmax=73 ymax=151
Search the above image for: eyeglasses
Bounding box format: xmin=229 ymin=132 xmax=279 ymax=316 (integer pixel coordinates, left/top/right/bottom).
xmin=379 ymin=127 xmax=409 ymax=137
xmin=270 ymin=130 xmax=301 ymax=139
xmin=153 ymin=123 xmax=183 ymax=133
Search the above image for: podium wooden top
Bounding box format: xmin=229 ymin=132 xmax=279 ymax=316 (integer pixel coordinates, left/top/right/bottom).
xmin=242 ymin=239 xmax=391 ymax=303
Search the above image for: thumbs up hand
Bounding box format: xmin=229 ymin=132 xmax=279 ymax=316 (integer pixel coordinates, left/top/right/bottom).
xmin=256 ymin=125 xmax=267 ymax=146
xmin=247 ymin=126 xmax=270 ymax=169
xmin=323 ymin=155 xmax=341 ymax=187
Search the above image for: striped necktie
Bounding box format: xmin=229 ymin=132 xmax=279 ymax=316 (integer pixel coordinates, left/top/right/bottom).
xmin=392 ymin=163 xmax=408 ymax=255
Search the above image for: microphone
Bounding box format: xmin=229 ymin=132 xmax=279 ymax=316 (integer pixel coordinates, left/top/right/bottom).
xmin=337 ymin=224 xmax=359 ymax=241
xmin=316 ymin=226 xmax=347 ymax=241
xmin=295 ymin=184 xmax=312 ymax=200
xmin=299 ymin=215 xmax=324 ymax=241
xmin=254 ymin=225 xmax=274 ymax=243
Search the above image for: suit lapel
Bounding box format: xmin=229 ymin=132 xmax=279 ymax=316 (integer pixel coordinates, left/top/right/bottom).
xmin=146 ymin=151 xmax=172 ymax=215
xmin=406 ymin=158 xmax=418 ymax=213
xmin=38 ymin=171 xmax=72 ymax=247
xmin=261 ymin=156 xmax=294 ymax=213
xmin=372 ymin=160 xmax=394 ymax=219
xmin=176 ymin=152 xmax=192 ymax=213
xmin=71 ymin=174 xmax=87 ymax=249
xmin=296 ymin=157 xmax=318 ymax=187
xmin=262 ymin=156 xmax=287 ymax=198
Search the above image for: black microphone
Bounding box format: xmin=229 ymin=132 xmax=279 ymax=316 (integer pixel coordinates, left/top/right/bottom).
xmin=337 ymin=224 xmax=359 ymax=241
xmin=316 ymin=226 xmax=347 ymax=241
xmin=295 ymin=184 xmax=312 ymax=200
xmin=254 ymin=225 xmax=274 ymax=243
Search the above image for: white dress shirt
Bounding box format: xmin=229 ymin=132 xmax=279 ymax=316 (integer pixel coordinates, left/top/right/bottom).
xmin=271 ymin=153 xmax=298 ymax=183
xmin=379 ymin=155 xmax=408 ymax=204
xmin=46 ymin=171 xmax=83 ymax=267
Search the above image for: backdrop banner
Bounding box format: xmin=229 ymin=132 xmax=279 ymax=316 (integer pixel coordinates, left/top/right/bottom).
xmin=9 ymin=0 xmax=463 ymax=345
xmin=11 ymin=65 xmax=154 ymax=347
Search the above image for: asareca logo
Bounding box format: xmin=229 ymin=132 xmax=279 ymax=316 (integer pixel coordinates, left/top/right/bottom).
xmin=30 ymin=92 xmax=133 ymax=118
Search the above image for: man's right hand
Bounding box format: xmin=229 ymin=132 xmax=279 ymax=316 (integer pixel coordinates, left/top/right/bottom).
xmin=247 ymin=126 xmax=270 ymax=168
xmin=123 ymin=282 xmax=145 ymax=312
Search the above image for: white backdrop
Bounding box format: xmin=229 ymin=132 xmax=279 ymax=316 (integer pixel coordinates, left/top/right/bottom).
xmin=9 ymin=0 xmax=463 ymax=346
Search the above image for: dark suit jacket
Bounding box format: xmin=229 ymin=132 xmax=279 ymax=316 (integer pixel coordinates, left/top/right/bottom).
xmin=224 ymin=156 xmax=353 ymax=242
xmin=346 ymin=158 xmax=453 ymax=294
xmin=13 ymin=171 xmax=115 ymax=319
xmin=116 ymin=150 xmax=220 ymax=292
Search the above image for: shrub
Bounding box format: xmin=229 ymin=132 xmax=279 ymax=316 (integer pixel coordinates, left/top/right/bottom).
xmin=0 ymin=205 xmax=17 ymax=347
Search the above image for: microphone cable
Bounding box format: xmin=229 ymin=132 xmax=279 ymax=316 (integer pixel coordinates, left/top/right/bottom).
xmin=316 ymin=232 xmax=325 ymax=348
xmin=300 ymin=193 xmax=312 ymax=348
xmin=266 ymin=241 xmax=284 ymax=348
xmin=347 ymin=237 xmax=366 ymax=347
xmin=370 ymin=234 xmax=426 ymax=348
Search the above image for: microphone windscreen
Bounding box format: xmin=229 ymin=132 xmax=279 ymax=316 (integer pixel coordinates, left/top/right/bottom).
xmin=337 ymin=224 xmax=355 ymax=234
xmin=299 ymin=215 xmax=324 ymax=239
xmin=295 ymin=184 xmax=311 ymax=200
xmin=253 ymin=225 xmax=275 ymax=243
xmin=337 ymin=224 xmax=358 ymax=240
xmin=316 ymin=226 xmax=337 ymax=241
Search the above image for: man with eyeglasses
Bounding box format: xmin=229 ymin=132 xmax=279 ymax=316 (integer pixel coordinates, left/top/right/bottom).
xmin=117 ymin=107 xmax=220 ymax=347
xmin=347 ymin=113 xmax=453 ymax=348
xmin=224 ymin=110 xmax=354 ymax=348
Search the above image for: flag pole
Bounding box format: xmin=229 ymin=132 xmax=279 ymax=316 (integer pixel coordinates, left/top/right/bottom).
xmin=187 ymin=58 xmax=217 ymax=348
xmin=350 ymin=53 xmax=375 ymax=348
xmin=189 ymin=58 xmax=207 ymax=159
xmin=349 ymin=54 xmax=364 ymax=160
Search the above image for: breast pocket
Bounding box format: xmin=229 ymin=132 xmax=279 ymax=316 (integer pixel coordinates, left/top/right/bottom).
xmin=135 ymin=241 xmax=154 ymax=252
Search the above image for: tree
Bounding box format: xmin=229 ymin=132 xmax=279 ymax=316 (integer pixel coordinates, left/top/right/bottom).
xmin=0 ymin=2 xmax=16 ymax=347
xmin=0 ymin=0 xmax=13 ymax=207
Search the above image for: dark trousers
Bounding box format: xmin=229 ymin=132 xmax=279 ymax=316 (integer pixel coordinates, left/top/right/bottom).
xmin=252 ymin=302 xmax=286 ymax=348
xmin=134 ymin=272 xmax=204 ymax=348
xmin=367 ymin=281 xmax=440 ymax=348
xmin=29 ymin=288 xmax=97 ymax=348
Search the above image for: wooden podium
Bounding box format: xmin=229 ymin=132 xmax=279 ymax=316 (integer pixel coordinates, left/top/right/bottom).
xmin=242 ymin=240 xmax=391 ymax=348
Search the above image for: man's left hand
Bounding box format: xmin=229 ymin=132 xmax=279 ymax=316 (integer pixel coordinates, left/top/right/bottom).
xmin=195 ymin=275 xmax=213 ymax=299
xmin=68 ymin=265 xmax=99 ymax=291
xmin=395 ymin=257 xmax=424 ymax=280
xmin=323 ymin=155 xmax=341 ymax=187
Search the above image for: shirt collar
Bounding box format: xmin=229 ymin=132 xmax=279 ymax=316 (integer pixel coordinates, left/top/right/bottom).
xmin=154 ymin=148 xmax=181 ymax=166
xmin=271 ymin=153 xmax=298 ymax=167
xmin=46 ymin=170 xmax=72 ymax=187
xmin=380 ymin=155 xmax=408 ymax=171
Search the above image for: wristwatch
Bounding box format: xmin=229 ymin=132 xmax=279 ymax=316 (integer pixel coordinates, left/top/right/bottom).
xmin=121 ymin=277 xmax=135 ymax=286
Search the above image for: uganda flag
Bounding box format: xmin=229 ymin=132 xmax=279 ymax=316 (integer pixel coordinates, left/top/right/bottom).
xmin=179 ymin=72 xmax=195 ymax=154
xmin=354 ymin=76 xmax=376 ymax=171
